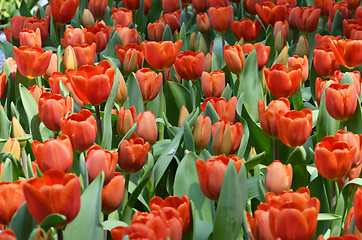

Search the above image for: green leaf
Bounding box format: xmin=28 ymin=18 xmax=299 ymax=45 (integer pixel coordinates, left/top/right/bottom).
xmin=1 ymin=158 xmax=12 ymax=182
xmin=194 ymin=220 xmax=213 ymax=240
xmin=102 ymin=220 xmax=128 ymax=231
xmin=346 ymin=98 xmax=362 ymax=134
xmin=19 ymin=0 xmax=32 ymax=17
xmin=0 ymin=107 xmax=10 ymax=139
xmin=331 ymin=11 xmax=344 ymax=37
xmin=0 ymin=41 xmax=15 ymax=59
xmin=183 ymin=121 xmax=195 ymax=152
xmin=340 ymin=72 xmax=354 ymax=85
xmin=292 ymin=86 xmax=304 ymax=111
xmin=148 ymin=0 xmax=162 ymax=23
xmin=123 ymin=73 xmax=144 ymax=114
xmin=79 ymin=153 xmax=89 ymax=189
xmin=237 ymin=50 xmax=263 ymax=122
xmin=204 ymin=101 xmax=220 ymax=124
xmin=174 ymin=152 xmax=213 ymax=222
xmin=211 ymin=35 xmax=224 ymax=71
xmin=286 ymin=146 xmax=310 ymax=189
xmin=237 ymin=117 xmax=249 ymax=158
xmin=162 ymin=25 xmax=173 ymax=41
xmin=9 ymin=203 xmax=37 ymax=240
xmin=101 ymin=30 xmax=123 ymax=59
xmin=245 ymin=152 xmax=266 ymax=172
xmin=39 ymin=214 xmax=67 ymax=232
xmin=318 ymin=213 xmax=342 ymax=221
xmin=179 ymin=23 xmax=188 ymax=52
xmin=64 ymin=173 xmax=104 ymax=240
xmin=136 ymin=0 xmax=146 ymax=33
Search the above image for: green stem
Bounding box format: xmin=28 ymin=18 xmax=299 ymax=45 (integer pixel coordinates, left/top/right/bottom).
xmin=342 ymin=121 xmax=347 ymax=132
xmin=104 ymin=214 xmax=108 ymax=240
xmin=54 ymin=131 xmax=59 ymax=139
xmin=331 ymin=180 xmax=336 ymax=212
xmin=122 ymin=173 xmax=130 ymax=211
xmin=273 ymin=138 xmax=279 ymax=160
xmin=57 ymin=229 xmax=63 ymax=240
xmin=21 ymin=150 xmax=28 ymax=179
xmin=95 ymin=105 xmax=103 ymax=140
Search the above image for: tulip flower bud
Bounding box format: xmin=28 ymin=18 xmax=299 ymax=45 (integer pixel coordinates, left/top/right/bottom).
xmin=178 ymin=105 xmax=190 ymax=127
xmin=189 ymin=32 xmax=198 ymax=52
xmin=196 ymin=13 xmax=210 ymax=34
xmin=296 ymin=35 xmax=309 ymax=58
xmin=136 ymin=111 xmax=158 ymax=145
xmin=211 ymin=120 xmax=243 ymax=155
xmin=0 ymin=229 xmax=17 ymax=240
xmin=117 ymin=106 xmax=137 ymax=138
xmin=1 ymin=138 xmax=21 ymax=160
xmin=12 ymin=117 xmax=26 ymax=149
xmin=64 ymin=45 xmax=78 ymax=70
xmin=204 ymin=52 xmax=212 ymax=73
xmin=115 ymin=74 xmax=128 ymax=105
xmin=198 ymin=35 xmax=208 ymax=55
xmin=273 ymin=21 xmax=289 ymax=53
xmin=173 ymin=30 xmax=180 ymax=42
xmin=275 ymin=45 xmax=289 ymax=65
xmin=260 ymin=67 xmax=269 ymax=94
xmin=265 ymin=160 xmax=293 ymax=194
xmin=147 ymin=20 xmax=165 ymax=42
xmin=43 ymin=53 xmax=58 ymax=80
xmin=224 ymin=44 xmax=245 ymax=75
xmin=248 ymin=147 xmax=257 ymax=160
xmin=0 ymin=181 xmax=25 ymax=226
xmin=123 ymin=49 xmax=139 ymax=75
xmin=201 ymin=70 xmax=225 ymax=98
xmin=193 ymin=115 xmax=212 ymax=153
xmin=102 ymin=172 xmax=125 ymax=215
xmin=82 ymin=9 xmax=95 ymax=27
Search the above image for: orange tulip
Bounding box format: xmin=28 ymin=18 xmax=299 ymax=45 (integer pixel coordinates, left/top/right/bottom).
xmin=196 ymin=13 xmax=211 ymax=34
xmin=60 ymin=109 xmax=97 ymax=152
xmin=328 ymin=39 xmax=362 ymax=69
xmin=178 ymin=105 xmax=190 ymax=127
xmin=19 ymin=28 xmax=42 ymax=48
xmin=344 ymin=208 xmax=362 ymax=239
xmin=72 ymin=43 xmax=97 ymax=67
xmin=43 ymin=53 xmax=58 ymax=80
xmin=112 ymin=7 xmax=133 ymax=27
xmin=255 ymin=2 xmax=288 ymax=27
xmin=201 ymin=70 xmax=225 ymax=97
xmin=224 ymin=44 xmax=245 ymax=75
xmin=289 ymin=6 xmax=321 ymax=33
xmin=136 ymin=111 xmax=158 ymax=145
xmin=5 ymin=15 xmax=26 ymax=41
xmin=28 ymin=85 xmax=45 ymax=105
xmin=115 ymin=26 xmax=141 ymax=46
xmin=208 ymin=5 xmax=233 ymax=33
xmin=135 ymin=68 xmax=163 ymax=102
xmin=211 ymin=120 xmax=243 ymax=155
xmin=329 ymin=1 xmax=350 ymax=21
xmin=65 ymin=60 xmax=114 ymax=105
xmin=118 ymin=134 xmax=150 ymax=173
xmin=116 ymin=44 xmax=144 ymax=74
xmin=313 ymin=47 xmax=340 ymax=78
xmin=278 ymin=109 xmax=313 ymax=148
xmin=0 ymin=229 xmax=17 ymax=240
xmin=117 ymin=106 xmax=137 ymax=138
xmin=246 ymin=206 xmax=274 ymax=240
xmin=288 ymin=55 xmax=309 ymax=83
xmin=0 ymin=73 xmax=6 ymax=101
xmin=88 ymin=0 xmax=107 ymax=20
xmin=13 ymin=46 xmax=53 ymax=79
xmin=315 ymin=34 xmax=342 ymax=49
xmin=162 ymin=0 xmax=179 ymax=13
xmin=264 ymin=63 xmax=302 ymax=98
xmin=335 ymin=130 xmax=360 ymax=167
xmin=50 ymin=0 xmax=79 ymax=24
xmin=49 ymin=72 xmax=66 ymax=95
xmin=85 ymin=21 xmax=111 ymax=53
xmin=313 ymin=0 xmax=333 ymax=16
xmin=242 ymin=43 xmax=270 ymax=70
xmin=160 ymin=10 xmax=181 ymax=33
xmin=102 ymin=172 xmax=125 ymax=215
xmin=174 ymin=51 xmax=205 ymax=81
xmin=147 ymin=20 xmax=166 ymax=42
xmin=23 ymin=170 xmax=81 ymax=227
xmin=265 ymin=160 xmax=293 ymax=194
xmin=192 ymin=115 xmax=212 ymax=153
xmin=141 ymin=40 xmax=183 ymax=71
xmin=232 ymin=18 xmax=262 ymax=42
xmin=201 ymin=97 xmax=237 ymax=123
xmin=0 ymin=181 xmax=25 ymax=226
xmin=193 ymin=0 xmax=210 ymax=12
xmin=61 ymin=26 xmax=87 ymax=47
xmin=1 ymin=138 xmax=21 ymax=160
xmin=196 ymin=154 xmax=243 ymax=201
xmin=315 ymin=135 xmax=357 ymax=180
xmin=24 ymin=17 xmax=49 ymax=43
xmin=258 ymin=98 xmax=290 ymax=138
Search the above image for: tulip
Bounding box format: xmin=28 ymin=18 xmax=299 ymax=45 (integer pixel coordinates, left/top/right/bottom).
xmin=343 ymin=19 xmax=362 ymax=40
xmin=6 ymin=57 xmax=17 ymax=78
xmin=208 ymin=5 xmax=233 ymax=33
xmin=255 ymin=2 xmax=288 ymax=27
xmin=38 ymin=93 xmax=72 ymax=132
xmin=88 ymin=0 xmax=107 ymax=20
xmin=102 ymin=172 xmax=125 ymax=215
xmin=115 ymin=74 xmax=128 ymax=105
xmin=122 ymin=0 xmax=140 ymax=10
xmin=246 ymin=205 xmax=274 ymax=240
xmin=49 ymin=72 xmax=67 ymax=95
xmin=135 ymin=68 xmax=163 ymax=102
xmin=115 ymin=26 xmax=142 ymax=47
xmin=288 ymin=55 xmax=309 ymax=83
xmin=85 ymin=21 xmax=111 ymax=53
xmin=60 ymin=109 xmax=97 ymax=152
xmin=224 ymin=44 xmax=245 ymax=75
xmin=19 ymin=28 xmax=42 ymax=48
xmin=211 ymin=120 xmax=243 ymax=155
xmin=24 ymin=17 xmax=48 ymax=43
xmin=162 ymin=0 xmax=179 ymax=13
xmin=192 ymin=115 xmax=212 ymax=153
xmin=0 ymin=229 xmax=17 ymax=240
xmin=313 ymin=0 xmax=333 ymax=16
xmin=354 ymin=187 xmax=362 ymax=234
xmin=266 ymin=188 xmax=320 ymax=240
xmin=117 ymin=106 xmax=137 ymax=138
xmin=232 ymin=18 xmax=261 ymax=42
xmin=290 ymin=6 xmax=321 ymax=33
xmin=243 ymin=0 xmax=263 ymax=15
xmin=174 ymin=51 xmax=205 ymax=81
xmin=344 ymin=208 xmax=362 ymax=238
xmin=118 ymin=135 xmax=150 ymax=173
xmin=72 ymin=43 xmax=97 ymax=67
xmin=23 ymin=170 xmax=81 ymax=226
xmin=82 ymin=9 xmax=95 ymax=26
xmin=329 ymin=1 xmax=350 ymax=21
xmin=43 ymin=53 xmax=58 ymax=80
xmin=64 ymin=45 xmax=78 ymax=70
xmin=210 ymin=0 xmax=229 ymax=6
xmin=136 ymin=111 xmax=158 ymax=145
xmin=313 ymin=48 xmax=340 ymax=78
xmin=258 ymin=98 xmax=290 ymax=138
xmin=201 ymin=70 xmax=225 ymax=97
xmin=0 ymin=181 xmax=25 ymax=226
xmin=242 ymin=43 xmax=271 ymax=70
xmin=196 ymin=154 xmax=244 ymax=201
xmin=0 ymin=73 xmax=6 ymax=101
xmin=160 ymin=10 xmax=181 ymax=33
xmin=315 ymin=135 xmax=357 ymax=180
xmin=6 ymin=16 xmax=26 ymax=41
xmin=1 ymin=138 xmax=21 ymax=160
xmin=335 ymin=130 xmax=360 ymax=167
xmin=328 ymin=39 xmax=362 ymax=69
xmin=141 ymin=40 xmax=183 ymax=71
xmin=50 ymin=0 xmax=80 ymax=24
xmin=12 ymin=117 xmax=27 ymax=149
xmin=330 ymin=70 xmax=361 ymax=97
xmin=115 ymin=44 xmax=144 ymax=74
xmin=295 ymin=35 xmax=310 ymax=58
xmin=13 ymin=46 xmax=53 ymax=79
xmin=264 ymin=63 xmax=302 ymax=98
xmin=149 ymin=195 xmax=191 ymax=235
xmin=85 ymin=145 xmax=118 ymax=185
xmin=61 ymin=75 xmax=86 ymax=107
xmin=196 ymin=13 xmax=211 ymax=34
xmin=193 ymin=0 xmax=210 ymax=12
xmin=315 ymin=77 xmax=339 ymax=106
xmin=65 ymin=60 xmax=114 ymax=106
xmin=61 ymin=26 xmax=87 ymax=47
xmin=325 ymin=83 xmax=358 ymax=122
xmin=147 ymin=20 xmax=166 ymax=42
xmin=112 ymin=7 xmax=133 ymax=27
xmin=178 ymin=105 xmax=190 ymax=127
xmin=201 ymin=97 xmax=237 ymax=123
xmin=111 ymin=222 xmax=166 ymax=240
xmin=315 ymin=34 xmax=342 ymax=49
xmin=265 ymin=160 xmax=293 ymax=194
xmin=32 ymin=135 xmax=73 ymax=173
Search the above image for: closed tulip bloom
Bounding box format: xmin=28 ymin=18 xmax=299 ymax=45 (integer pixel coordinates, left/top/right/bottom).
xmin=210 ymin=0 xmax=229 ymax=6
xmin=160 ymin=10 xmax=181 ymax=33
xmin=0 ymin=73 xmax=6 ymax=101
xmin=141 ymin=40 xmax=182 ymax=71
xmin=201 ymin=70 xmax=225 ymax=97
xmin=196 ymin=13 xmax=211 ymax=34
xmin=344 ymin=208 xmax=362 ymax=239
xmin=1 ymin=138 xmax=21 ymax=160
xmin=178 ymin=105 xmax=189 ymax=127
xmin=116 ymin=44 xmax=144 ymax=74
xmin=85 ymin=145 xmax=118 ymax=185
xmin=211 ymin=120 xmax=243 ymax=155
xmin=112 ymin=7 xmax=132 ymax=27
xmin=196 ymin=154 xmax=243 ymax=201
xmin=266 ymin=188 xmax=320 ymax=240
xmin=13 ymin=46 xmax=53 ymax=79
xmin=88 ymin=0 xmax=107 ymax=20
xmin=325 ymin=83 xmax=358 ymax=122
xmin=288 ymin=55 xmax=309 ymax=83
xmin=289 ymin=6 xmax=321 ymax=33
xmin=12 ymin=117 xmax=27 ymax=149
xmin=242 ymin=43 xmax=270 ymax=70
xmin=313 ymin=48 xmax=340 ymax=78
xmin=64 ymin=45 xmax=78 ymax=70
xmin=354 ymin=188 xmax=362 ymax=233
xmin=315 ymin=135 xmax=357 ymax=180
xmin=208 ymin=5 xmax=233 ymax=33
xmin=61 ymin=26 xmax=87 ymax=47
xmin=174 ymin=51 xmax=205 ymax=81
xmin=102 ymin=172 xmax=125 ymax=215
xmin=19 ymin=28 xmax=42 ymax=48
xmin=122 ymin=0 xmax=140 ymax=10
xmin=193 ymin=115 xmax=212 ymax=153
xmin=0 ymin=181 xmax=25 ymax=226
xmin=335 ymin=130 xmax=360 ymax=167
xmin=329 ymin=1 xmax=350 ymax=21
xmin=265 ymin=160 xmax=293 ymax=194
xmin=232 ymin=18 xmax=262 ymax=42
xmin=6 ymin=15 xmax=26 ymax=41
xmin=135 ymin=68 xmax=163 ymax=102
xmin=201 ymin=97 xmax=237 ymax=123
xmin=147 ymin=21 xmax=166 ymax=41
xmin=66 ymin=60 xmax=114 ymax=106
xmin=115 ymin=26 xmax=142 ymax=47
xmin=265 ymin=63 xmax=302 ymax=98
xmin=117 ymin=106 xmax=137 ymax=138
xmin=32 ymin=135 xmax=73 ymax=173
xmin=258 ymin=98 xmax=290 ymax=137
xmin=50 ymin=0 xmax=79 ymax=24
xmin=313 ymin=0 xmax=333 ymax=16
xmin=23 ymin=170 xmax=81 ymax=226
xmin=315 ymin=77 xmax=339 ymax=106
xmin=328 ymin=39 xmax=362 ymax=69
xmin=193 ymin=0 xmax=210 ymax=12
xmin=162 ymin=0 xmax=179 ymax=13
xmin=118 ymin=135 xmax=150 ymax=173
xmin=43 ymin=53 xmax=58 ymax=80
xmin=136 ymin=111 xmax=158 ymax=145
xmin=85 ymin=21 xmax=111 ymax=53
xmin=60 ymin=109 xmax=97 ymax=152
xmin=72 ymin=43 xmax=97 ymax=67
xmin=247 ymin=205 xmax=274 ymax=240
xmin=82 ymin=9 xmax=95 ymax=26
xmin=331 ymin=70 xmax=361 ymax=97
xmin=115 ymin=74 xmax=128 ymax=105
xmin=224 ymin=44 xmax=245 ymax=75
xmin=255 ymin=2 xmax=288 ymax=27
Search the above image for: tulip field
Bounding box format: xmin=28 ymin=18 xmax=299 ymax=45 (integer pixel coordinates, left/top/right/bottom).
xmin=1 ymin=0 xmax=362 ymax=239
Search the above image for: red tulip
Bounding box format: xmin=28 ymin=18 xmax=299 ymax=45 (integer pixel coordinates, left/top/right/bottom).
xmin=160 ymin=10 xmax=181 ymax=33
xmin=23 ymin=170 xmax=81 ymax=226
xmin=147 ymin=20 xmax=166 ymax=42
xmin=288 ymin=55 xmax=309 ymax=83
xmin=278 ymin=109 xmax=313 ymax=148
xmin=201 ymin=97 xmax=237 ymax=123
xmin=224 ymin=44 xmax=245 ymax=75
xmin=232 ymin=18 xmax=262 ymax=42
xmin=335 ymin=130 xmax=360 ymax=167
xmin=343 ymin=19 xmax=362 ymax=40
xmin=49 ymin=72 xmax=67 ymax=95
xmin=117 ymin=106 xmax=137 ymax=138
xmin=102 ymin=172 xmax=125 ymax=214
xmin=192 ymin=115 xmax=212 ymax=153
xmin=344 ymin=207 xmax=362 ymax=238
xmin=174 ymin=51 xmax=205 ymax=81
xmin=273 ymin=21 xmax=289 ymax=52
xmin=208 ymin=5 xmax=233 ymax=33
xmin=242 ymin=43 xmax=271 ymax=70
xmin=32 ymin=135 xmax=73 ymax=173
xmin=0 ymin=73 xmax=6 ymax=101
xmin=265 ymin=160 xmax=293 ymax=194
xmin=211 ymin=120 xmax=243 ymax=155
xmin=0 ymin=181 xmax=25 ymax=226
xmin=85 ymin=21 xmax=111 ymax=53
xmin=115 ymin=44 xmax=144 ymax=74
xmin=196 ymin=154 xmax=244 ymax=201
xmin=162 ymin=0 xmax=179 ymax=13
xmin=50 ymin=0 xmax=80 ymax=24
xmin=135 ymin=68 xmax=163 ymax=102
xmin=196 ymin=13 xmax=211 ymax=34
xmin=315 ymin=34 xmax=342 ymax=49
xmin=136 ymin=111 xmax=158 ymax=145
xmin=61 ymin=26 xmax=87 ymax=47
xmin=19 ymin=29 xmax=42 ymax=48
xmin=115 ymin=26 xmax=141 ymax=47
xmin=329 ymin=1 xmax=350 ymax=21
xmin=313 ymin=47 xmax=340 ymax=78
xmin=328 ymin=39 xmax=362 ymax=69
xmin=72 ymin=43 xmax=97 ymax=67
xmin=313 ymin=0 xmax=333 ymax=16
xmin=255 ymin=1 xmax=289 ymax=27
xmin=0 ymin=229 xmax=17 ymax=240
xmin=65 ymin=60 xmax=114 ymax=105
xmin=246 ymin=206 xmax=274 ymax=240
xmin=112 ymin=7 xmax=133 ymax=27
xmin=28 ymin=85 xmax=45 ymax=105
xmin=60 ymin=109 xmax=97 ymax=152
xmin=6 ymin=15 xmax=26 ymax=41
xmin=201 ymin=70 xmax=225 ymax=97
xmin=25 ymin=17 xmax=49 ymax=43
xmin=289 ymin=6 xmax=321 ymax=33
xmin=88 ymin=0 xmax=107 ymax=20
xmin=193 ymin=0 xmax=210 ymax=12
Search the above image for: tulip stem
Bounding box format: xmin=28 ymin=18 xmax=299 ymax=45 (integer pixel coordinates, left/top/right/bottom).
xmin=342 ymin=121 xmax=347 ymax=132
xmin=222 ymin=34 xmax=225 ymax=56
xmin=236 ymin=74 xmax=240 ymax=85
xmin=21 ymin=149 xmax=28 ymax=179
xmin=95 ymin=105 xmax=103 ymax=141
xmin=122 ymin=173 xmax=130 ymax=211
xmin=104 ymin=215 xmax=108 ymax=240
xmin=331 ymin=180 xmax=336 ymax=212
xmin=57 ymin=229 xmax=63 ymax=240
xmin=54 ymin=131 xmax=59 ymax=139
xmin=273 ymin=138 xmax=279 ymax=160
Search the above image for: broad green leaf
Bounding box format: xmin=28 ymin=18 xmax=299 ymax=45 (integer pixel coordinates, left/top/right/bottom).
xmin=318 ymin=213 xmax=342 ymax=221
xmin=79 ymin=153 xmax=89 ymax=189
xmin=331 ymin=11 xmax=344 ymax=37
xmin=237 ymin=117 xmax=249 ymax=159
xmin=0 ymin=107 xmax=10 ymax=139
xmin=286 ymin=146 xmax=309 ymax=189
xmin=9 ymin=203 xmax=37 ymax=240
xmin=245 ymin=152 xmax=266 ymax=171
xmin=211 ymin=35 xmax=224 ymax=71
xmin=346 ymin=98 xmax=362 ymax=134
xmin=123 ymin=73 xmax=144 ymax=114
xmin=148 ymin=0 xmax=162 ymax=23
xmin=39 ymin=214 xmax=67 ymax=232
xmin=183 ymin=121 xmax=195 ymax=152
xmin=1 ymin=158 xmax=12 ymax=182
xmin=194 ymin=219 xmax=213 ymax=240
xmin=102 ymin=220 xmax=128 ymax=231
xmin=101 ymin=30 xmax=123 ymax=59
xmin=162 ymin=25 xmax=173 ymax=41
xmin=292 ymin=87 xmax=303 ymax=111
xmin=204 ymin=101 xmax=220 ymax=124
